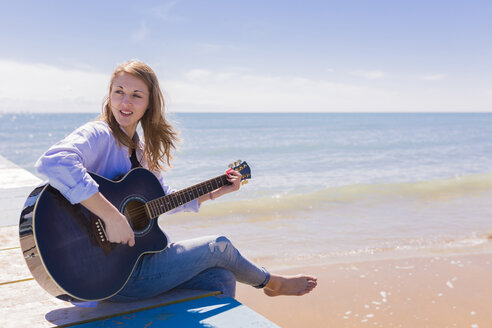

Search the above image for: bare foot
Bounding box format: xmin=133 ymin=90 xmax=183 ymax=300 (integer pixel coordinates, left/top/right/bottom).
xmin=263 ymin=274 xmax=317 ymax=297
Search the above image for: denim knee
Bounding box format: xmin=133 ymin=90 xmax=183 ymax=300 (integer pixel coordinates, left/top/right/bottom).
xmin=208 ymin=235 xmax=233 ymax=254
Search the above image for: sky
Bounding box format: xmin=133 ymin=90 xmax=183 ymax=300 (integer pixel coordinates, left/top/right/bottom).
xmin=0 ymin=0 xmax=491 ymax=113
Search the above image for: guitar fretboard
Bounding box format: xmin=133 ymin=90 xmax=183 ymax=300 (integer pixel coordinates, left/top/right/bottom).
xmin=146 ymin=174 xmax=230 ymax=218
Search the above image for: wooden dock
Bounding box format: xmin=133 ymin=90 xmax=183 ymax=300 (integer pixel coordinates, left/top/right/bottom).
xmin=1 ymin=225 xmax=278 ymax=327
xmin=0 ymin=155 xmax=279 ymax=327
xmin=0 ymin=155 xmax=42 ymax=226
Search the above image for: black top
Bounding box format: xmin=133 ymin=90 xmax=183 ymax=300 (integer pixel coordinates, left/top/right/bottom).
xmin=130 ymin=149 xmax=141 ymax=169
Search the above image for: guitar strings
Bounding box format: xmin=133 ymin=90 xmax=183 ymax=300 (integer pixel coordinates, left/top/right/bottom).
xmin=102 ymin=172 xmax=244 ymax=232
xmin=124 ymin=175 xmax=229 ymax=218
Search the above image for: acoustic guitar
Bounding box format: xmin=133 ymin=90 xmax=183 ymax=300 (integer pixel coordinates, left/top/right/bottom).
xmin=19 ymin=161 xmax=251 ymax=302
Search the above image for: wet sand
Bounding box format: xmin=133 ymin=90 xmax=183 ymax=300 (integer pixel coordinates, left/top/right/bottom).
xmin=236 ymin=252 xmax=492 ymax=327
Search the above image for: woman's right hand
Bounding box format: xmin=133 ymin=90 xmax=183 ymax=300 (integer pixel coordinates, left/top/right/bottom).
xmin=102 ymin=212 xmax=135 ymax=247
xmin=81 ymin=192 xmax=135 ymax=247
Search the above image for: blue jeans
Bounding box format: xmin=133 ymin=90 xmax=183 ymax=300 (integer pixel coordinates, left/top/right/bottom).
xmin=109 ymin=235 xmax=270 ymax=302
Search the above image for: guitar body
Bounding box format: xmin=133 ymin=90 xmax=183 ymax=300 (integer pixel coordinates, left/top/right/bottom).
xmin=19 ymin=161 xmax=251 ymax=302
xmin=19 ymin=168 xmax=167 ymax=301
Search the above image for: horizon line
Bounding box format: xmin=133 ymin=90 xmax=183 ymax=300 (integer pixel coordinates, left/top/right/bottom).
xmin=1 ymin=111 xmax=492 ymax=115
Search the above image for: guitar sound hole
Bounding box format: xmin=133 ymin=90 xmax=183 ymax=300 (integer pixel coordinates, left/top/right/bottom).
xmin=124 ymin=200 xmax=150 ymax=232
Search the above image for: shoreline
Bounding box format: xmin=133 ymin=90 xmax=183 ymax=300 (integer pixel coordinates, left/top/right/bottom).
xmin=236 ymin=251 xmax=492 ymax=327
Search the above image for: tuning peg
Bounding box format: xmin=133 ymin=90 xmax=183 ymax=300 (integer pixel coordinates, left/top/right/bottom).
xmin=228 ymin=164 xmax=233 ymax=169
xmin=236 ymin=159 xmax=242 ymax=164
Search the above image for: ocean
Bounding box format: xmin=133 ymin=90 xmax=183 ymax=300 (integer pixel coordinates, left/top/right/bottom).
xmin=1 ymin=113 xmax=492 ymax=270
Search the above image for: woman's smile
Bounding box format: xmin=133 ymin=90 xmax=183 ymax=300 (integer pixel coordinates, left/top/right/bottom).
xmin=119 ymin=109 xmax=133 ymax=117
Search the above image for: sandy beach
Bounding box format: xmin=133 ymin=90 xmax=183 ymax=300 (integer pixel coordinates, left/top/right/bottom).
xmin=237 ymin=252 xmax=492 ymax=327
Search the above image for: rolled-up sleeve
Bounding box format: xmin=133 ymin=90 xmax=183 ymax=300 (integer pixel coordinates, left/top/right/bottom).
xmin=35 ymin=125 xmax=103 ymax=204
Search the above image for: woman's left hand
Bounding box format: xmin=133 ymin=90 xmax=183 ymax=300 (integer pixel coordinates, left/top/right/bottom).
xmin=199 ymin=168 xmax=242 ymax=204
xmin=222 ymin=169 xmax=242 ymax=194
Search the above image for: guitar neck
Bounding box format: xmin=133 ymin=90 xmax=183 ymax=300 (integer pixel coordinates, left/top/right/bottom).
xmin=146 ymin=174 xmax=231 ymax=218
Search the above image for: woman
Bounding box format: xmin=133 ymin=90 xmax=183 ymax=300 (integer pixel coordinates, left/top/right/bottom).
xmin=36 ymin=60 xmax=317 ymax=301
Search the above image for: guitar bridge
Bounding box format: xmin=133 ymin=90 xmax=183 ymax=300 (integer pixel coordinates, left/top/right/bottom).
xmin=90 ymin=213 xmax=114 ymax=255
xmin=95 ymin=218 xmax=108 ymax=242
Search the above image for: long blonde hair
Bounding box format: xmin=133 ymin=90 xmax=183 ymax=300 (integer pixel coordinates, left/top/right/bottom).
xmin=101 ymin=60 xmax=179 ymax=172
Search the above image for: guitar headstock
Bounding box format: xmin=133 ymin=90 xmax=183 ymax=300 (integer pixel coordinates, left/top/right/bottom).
xmin=228 ymin=160 xmax=252 ymax=185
